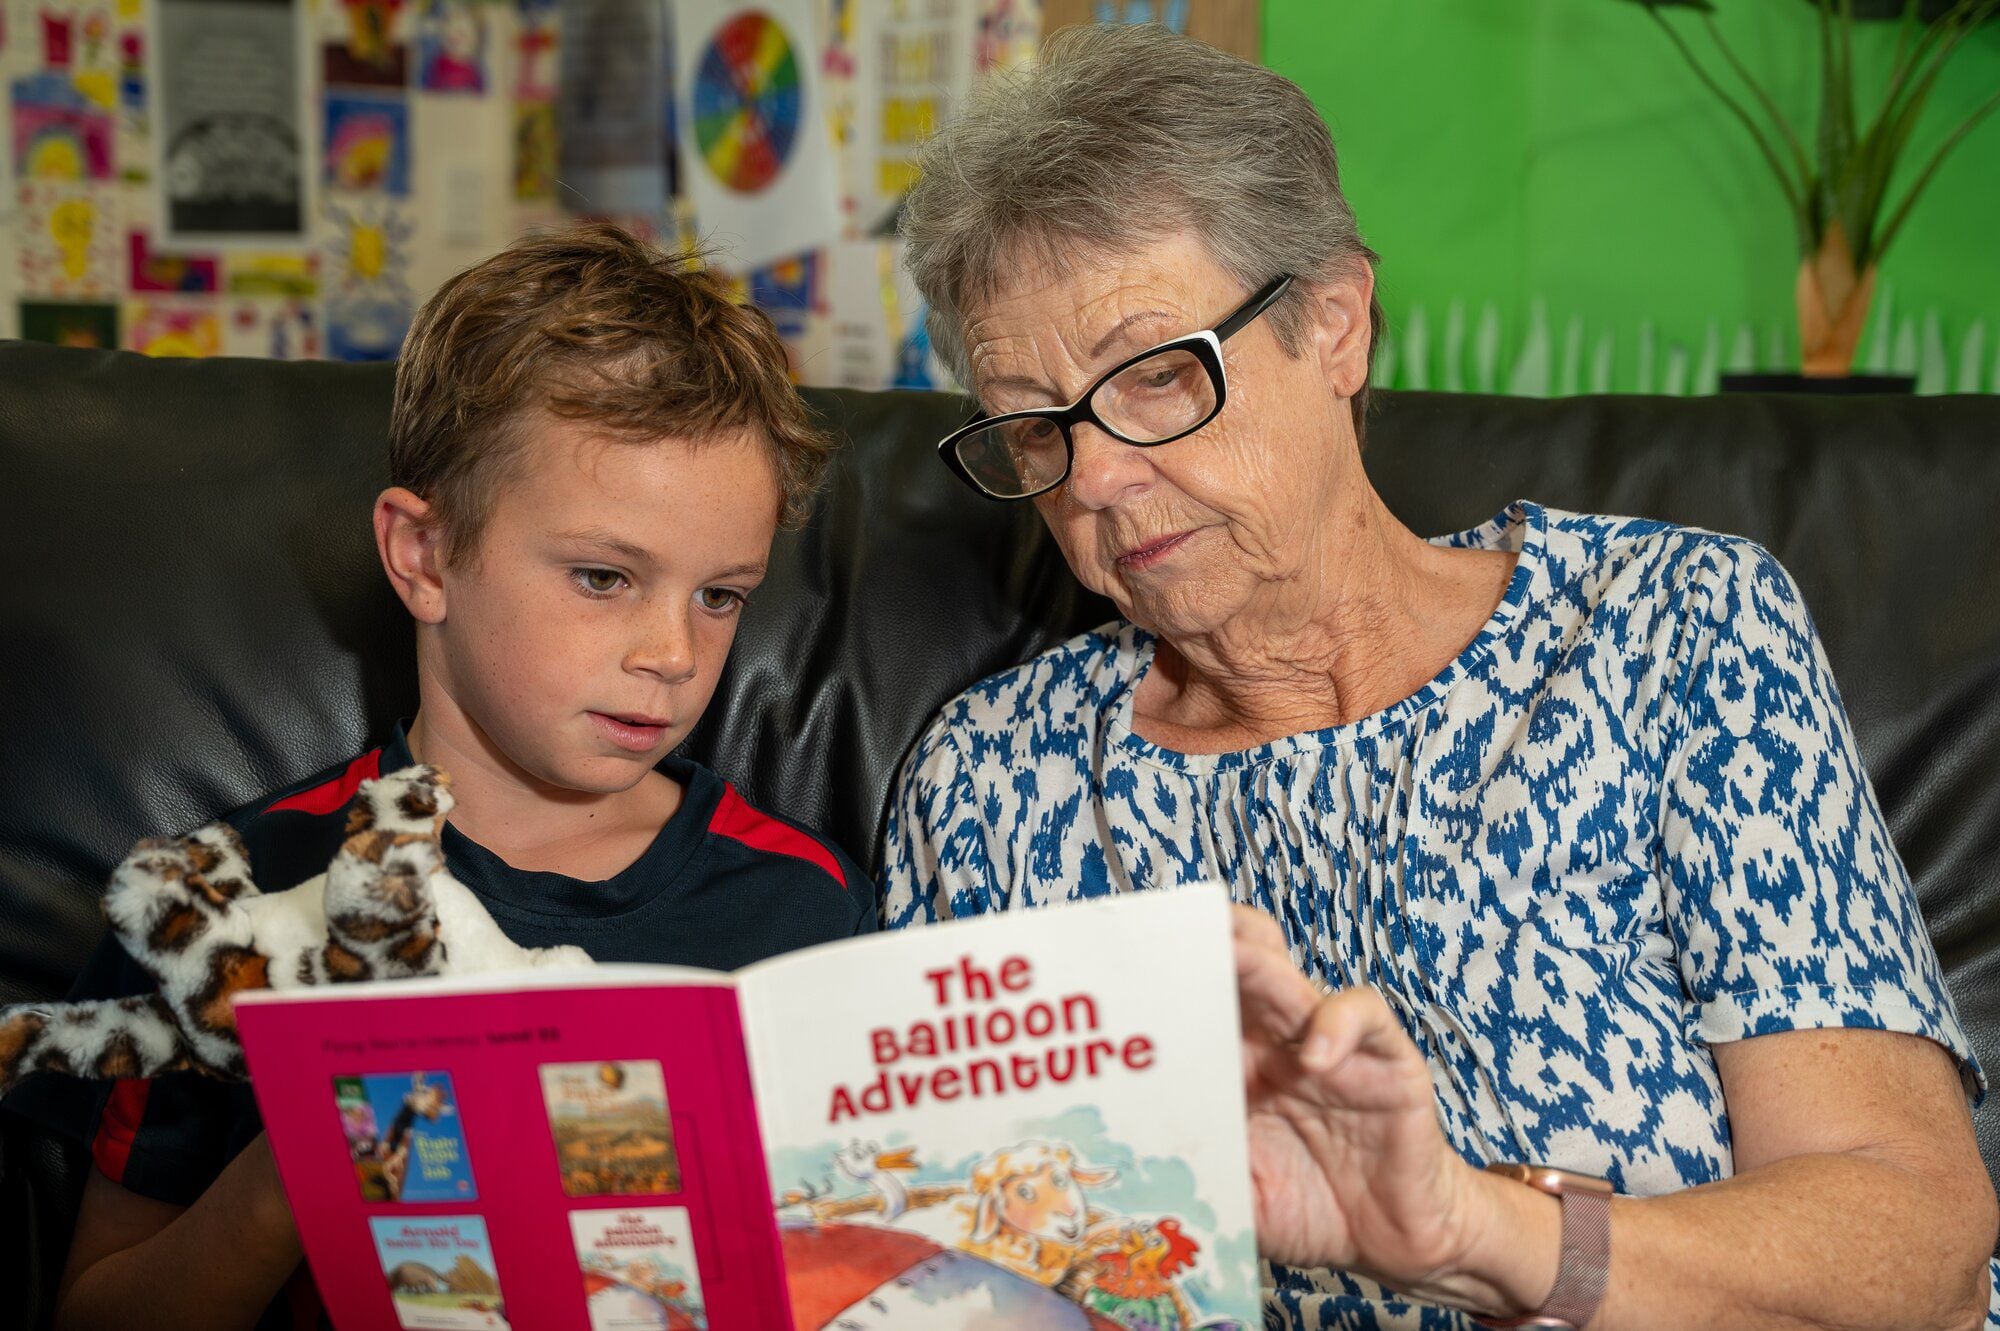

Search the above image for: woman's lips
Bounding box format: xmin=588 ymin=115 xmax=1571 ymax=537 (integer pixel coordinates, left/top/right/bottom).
xmin=589 ymin=711 xmax=670 ymax=752
xmin=1115 ymin=529 xmax=1197 ymax=571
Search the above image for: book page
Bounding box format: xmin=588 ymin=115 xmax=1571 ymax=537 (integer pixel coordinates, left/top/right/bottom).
xmin=740 ymin=886 xmax=1261 ymax=1330
xmin=240 ymin=977 xmax=788 ymax=1330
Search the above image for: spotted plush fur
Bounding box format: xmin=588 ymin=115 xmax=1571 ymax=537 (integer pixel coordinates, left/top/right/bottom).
xmin=0 ymin=764 xmax=592 ymax=1090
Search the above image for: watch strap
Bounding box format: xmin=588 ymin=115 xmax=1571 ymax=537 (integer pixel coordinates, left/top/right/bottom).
xmin=1541 ymin=1184 xmax=1610 ymax=1327
xmin=1478 ymin=1163 xmax=1612 ymax=1330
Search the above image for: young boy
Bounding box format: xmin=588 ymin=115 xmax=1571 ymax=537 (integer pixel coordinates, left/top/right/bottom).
xmin=11 ymin=222 xmax=874 ymax=1330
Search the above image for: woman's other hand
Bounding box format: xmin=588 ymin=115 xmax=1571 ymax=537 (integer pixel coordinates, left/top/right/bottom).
xmin=1234 ymin=905 xmax=1552 ymax=1313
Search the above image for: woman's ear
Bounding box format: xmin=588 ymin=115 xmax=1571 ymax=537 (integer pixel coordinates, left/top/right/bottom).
xmin=1308 ymin=266 xmax=1376 ymax=399
xmin=374 ymin=487 xmax=449 ymax=625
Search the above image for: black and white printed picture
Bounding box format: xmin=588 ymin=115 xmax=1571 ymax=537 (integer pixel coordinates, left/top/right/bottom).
xmin=156 ymin=0 xmax=306 ymax=240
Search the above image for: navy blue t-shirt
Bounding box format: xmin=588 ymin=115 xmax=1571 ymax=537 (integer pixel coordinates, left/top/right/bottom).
xmin=7 ymin=724 xmax=874 ymax=1329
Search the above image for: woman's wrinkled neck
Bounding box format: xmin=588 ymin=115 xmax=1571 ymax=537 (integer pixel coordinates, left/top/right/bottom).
xmin=1131 ymin=488 xmax=1515 ymax=754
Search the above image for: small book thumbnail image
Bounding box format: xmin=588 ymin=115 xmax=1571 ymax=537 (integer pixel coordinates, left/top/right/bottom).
xmin=370 ymin=1214 xmax=509 ymax=1330
xmin=336 ymin=1071 xmax=477 ymax=1204
xmin=572 ymin=1206 xmax=708 ymax=1331
xmin=539 ymin=1060 xmax=680 ymax=1198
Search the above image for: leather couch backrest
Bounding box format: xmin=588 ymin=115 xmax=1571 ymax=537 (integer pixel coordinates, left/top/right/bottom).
xmin=2 ymin=341 xmax=1997 ymax=1214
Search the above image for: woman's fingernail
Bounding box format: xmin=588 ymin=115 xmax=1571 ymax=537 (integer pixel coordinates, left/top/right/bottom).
xmin=1300 ymin=1035 xmax=1334 ymax=1071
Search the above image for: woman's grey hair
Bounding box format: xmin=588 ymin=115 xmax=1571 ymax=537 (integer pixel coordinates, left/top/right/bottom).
xmin=901 ymin=22 xmax=1385 ymax=442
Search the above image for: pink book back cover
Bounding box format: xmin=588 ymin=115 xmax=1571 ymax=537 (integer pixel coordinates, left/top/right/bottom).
xmin=238 ymin=975 xmax=792 ymax=1331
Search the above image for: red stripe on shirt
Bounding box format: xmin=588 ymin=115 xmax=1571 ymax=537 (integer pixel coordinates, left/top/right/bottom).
xmin=92 ymin=1078 xmax=151 ymax=1183
xmin=708 ymin=784 xmax=847 ymax=890
xmin=264 ymin=749 xmax=382 ymax=816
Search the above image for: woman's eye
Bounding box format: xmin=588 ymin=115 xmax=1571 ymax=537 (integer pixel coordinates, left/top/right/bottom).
xmin=574 ymin=568 xmax=626 ymax=596
xmin=698 ymin=587 xmax=744 ymax=613
xmin=1142 ymin=368 xmax=1178 ymax=389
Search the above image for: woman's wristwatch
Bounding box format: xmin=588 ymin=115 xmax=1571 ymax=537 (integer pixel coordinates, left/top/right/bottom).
xmin=1476 ymin=1162 xmax=1613 ymax=1330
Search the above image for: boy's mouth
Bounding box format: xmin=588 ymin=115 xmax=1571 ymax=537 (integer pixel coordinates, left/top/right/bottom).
xmin=588 ymin=711 xmax=670 ymax=753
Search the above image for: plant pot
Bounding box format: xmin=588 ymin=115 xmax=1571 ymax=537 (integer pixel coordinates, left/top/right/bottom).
xmin=1718 ymin=372 xmax=1917 ymax=395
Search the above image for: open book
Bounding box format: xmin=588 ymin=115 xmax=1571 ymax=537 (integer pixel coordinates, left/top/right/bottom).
xmin=236 ymin=885 xmax=1260 ymax=1331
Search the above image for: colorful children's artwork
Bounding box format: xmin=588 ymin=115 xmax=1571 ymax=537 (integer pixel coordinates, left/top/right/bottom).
xmin=747 ymin=250 xmax=823 ymax=379
xmin=332 ymin=0 xmax=408 ymax=74
xmin=570 ymin=1207 xmax=707 ymax=1331
xmin=976 ymin=0 xmax=1037 ymax=72
xmin=415 ymin=0 xmax=487 ymax=92
xmin=335 ymin=1071 xmax=476 ymax=1203
xmin=540 ymin=1060 xmax=679 ymax=1197
xmin=323 ymin=91 xmax=411 ymax=195
xmin=511 ymin=100 xmax=554 ymax=201
xmin=20 ymin=299 xmax=119 ymax=347
xmin=224 ymin=296 xmax=319 ymax=357
xmin=10 ymin=71 xmax=115 ymax=179
xmin=824 ymin=239 xmax=898 ymax=390
xmin=224 ymin=249 xmax=319 ymax=297
xmin=512 ymin=0 xmax=557 ymax=100
xmin=122 ymin=296 xmax=221 ymax=356
xmin=43 ymin=9 xmax=76 ymax=65
xmin=848 ymin=0 xmax=975 ymax=234
xmin=323 ymin=198 xmax=414 ymax=359
xmin=369 ymin=1216 xmax=510 ymax=1330
xmin=128 ymin=229 xmax=218 ymax=292
xmin=324 ymin=37 xmax=408 ymax=88
xmin=1045 ymin=0 xmax=1262 ymax=62
xmin=20 ymin=182 xmax=120 ymax=297
xmin=114 ymin=26 xmax=149 ymax=183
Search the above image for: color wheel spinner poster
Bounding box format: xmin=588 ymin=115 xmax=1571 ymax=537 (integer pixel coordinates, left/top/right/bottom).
xmin=693 ymin=11 xmax=802 ymax=193
xmin=675 ymin=1 xmax=837 ymax=267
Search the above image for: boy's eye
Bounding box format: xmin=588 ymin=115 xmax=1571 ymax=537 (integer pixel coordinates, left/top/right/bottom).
xmin=574 ymin=568 xmax=626 ymax=596
xmin=698 ymin=587 xmax=745 ymax=613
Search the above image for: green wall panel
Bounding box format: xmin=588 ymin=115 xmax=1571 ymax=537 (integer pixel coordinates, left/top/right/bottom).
xmin=1265 ymin=0 xmax=2000 ymax=392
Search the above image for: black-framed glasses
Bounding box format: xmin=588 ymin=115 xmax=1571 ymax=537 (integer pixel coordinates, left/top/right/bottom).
xmin=936 ymin=273 xmax=1296 ymax=501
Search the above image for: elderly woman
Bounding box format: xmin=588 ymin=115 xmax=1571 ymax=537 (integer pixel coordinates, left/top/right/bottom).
xmin=879 ymin=23 xmax=1998 ymax=1331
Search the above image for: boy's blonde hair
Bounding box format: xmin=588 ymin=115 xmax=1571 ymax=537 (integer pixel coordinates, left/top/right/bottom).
xmin=390 ymin=221 xmax=831 ymax=563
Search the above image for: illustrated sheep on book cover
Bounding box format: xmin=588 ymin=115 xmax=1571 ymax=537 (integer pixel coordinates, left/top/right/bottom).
xmin=771 ymin=1107 xmax=1257 ymax=1331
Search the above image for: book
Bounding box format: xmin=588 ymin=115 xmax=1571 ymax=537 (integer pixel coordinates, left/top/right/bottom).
xmin=337 ymin=1071 xmax=477 ymax=1203
xmin=369 ymin=1215 xmax=508 ymax=1329
xmin=237 ymin=885 xmax=1261 ymax=1331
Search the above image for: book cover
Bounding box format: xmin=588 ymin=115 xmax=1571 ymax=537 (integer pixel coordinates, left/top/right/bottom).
xmin=746 ymin=888 xmax=1260 ymax=1331
xmin=240 ymin=892 xmax=1258 ymax=1331
xmin=242 ymin=974 xmax=789 ymax=1329
xmin=540 ymin=1059 xmax=680 ymax=1197
xmin=337 ymin=1070 xmax=477 ymax=1203
xmin=368 ymin=1215 xmax=509 ymax=1330
xmin=570 ymin=1206 xmax=708 ymax=1330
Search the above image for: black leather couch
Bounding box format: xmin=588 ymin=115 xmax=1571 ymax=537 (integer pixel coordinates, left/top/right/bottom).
xmin=3 ymin=342 xmax=1997 ymax=1326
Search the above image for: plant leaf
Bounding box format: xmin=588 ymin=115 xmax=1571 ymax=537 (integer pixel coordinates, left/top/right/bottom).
xmin=1795 ymin=0 xmax=1995 ymax=17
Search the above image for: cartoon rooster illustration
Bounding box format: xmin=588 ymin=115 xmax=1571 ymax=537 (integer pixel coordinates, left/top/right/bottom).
xmin=1080 ymin=1217 xmax=1201 ymax=1331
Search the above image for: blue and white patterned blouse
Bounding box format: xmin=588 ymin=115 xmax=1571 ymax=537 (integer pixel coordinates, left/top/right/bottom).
xmin=881 ymin=501 xmax=1994 ymax=1328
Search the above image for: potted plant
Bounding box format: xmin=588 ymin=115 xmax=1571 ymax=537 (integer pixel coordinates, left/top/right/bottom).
xmin=1624 ymin=0 xmax=1999 ymax=379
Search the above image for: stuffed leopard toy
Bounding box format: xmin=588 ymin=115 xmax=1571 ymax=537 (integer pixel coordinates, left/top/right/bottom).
xmin=0 ymin=764 xmax=591 ymax=1091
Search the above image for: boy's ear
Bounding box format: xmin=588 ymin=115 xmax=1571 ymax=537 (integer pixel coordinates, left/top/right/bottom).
xmin=374 ymin=487 xmax=448 ymax=625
